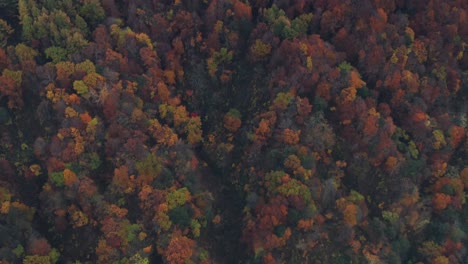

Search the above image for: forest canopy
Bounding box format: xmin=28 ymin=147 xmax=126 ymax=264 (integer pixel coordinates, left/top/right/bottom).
xmin=0 ymin=0 xmax=467 ymax=263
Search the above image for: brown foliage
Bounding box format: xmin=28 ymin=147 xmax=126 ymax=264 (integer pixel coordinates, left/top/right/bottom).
xmin=102 ymin=90 xmax=120 ymax=119
xmin=255 ymin=119 xmax=271 ymax=141
xmin=370 ymin=8 xmax=388 ymax=32
xmin=140 ymin=47 xmax=159 ymax=69
xmin=362 ymin=109 xmax=379 ymax=137
xmin=28 ymin=238 xmax=51 ymax=256
xmin=46 ymin=157 xmax=65 ymax=174
xmin=343 ymin=203 xmax=358 ymax=227
xmin=233 ymin=1 xmax=252 ymax=21
xmin=112 ymin=165 xmax=135 ymax=194
xmin=149 ymin=119 xmax=179 ymax=147
xmin=156 ymin=82 xmax=171 ymax=102
xmin=461 ymin=168 xmax=468 ymax=190
xmin=224 ymin=115 xmax=241 ymax=132
xmin=448 ymin=125 xmax=465 ymax=148
xmin=316 ymin=82 xmax=331 ymax=101
xmin=78 ymin=177 xmax=98 ymax=199
xmin=165 ymin=232 xmax=196 ymax=264
xmin=263 ymin=252 xmax=275 ymax=264
xmin=296 ymin=97 xmax=312 ymax=118
xmin=0 ymin=75 xmax=23 ymax=109
xmin=384 ymin=156 xmax=398 ymax=172
xmin=0 ymin=49 xmax=7 ymax=71
xmin=432 ymin=193 xmax=451 ymax=211
xmin=63 ymin=168 xmax=78 ymax=186
xmin=297 ymin=219 xmax=314 ymax=231
xmin=281 ymin=129 xmax=301 ymax=145
xmin=96 ymin=239 xmax=118 ymax=263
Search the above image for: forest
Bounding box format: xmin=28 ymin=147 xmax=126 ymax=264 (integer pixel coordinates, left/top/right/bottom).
xmin=0 ymin=0 xmax=467 ymax=263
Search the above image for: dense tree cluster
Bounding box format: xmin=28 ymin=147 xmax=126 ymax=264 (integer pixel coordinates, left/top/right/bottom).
xmin=0 ymin=0 xmax=466 ymax=263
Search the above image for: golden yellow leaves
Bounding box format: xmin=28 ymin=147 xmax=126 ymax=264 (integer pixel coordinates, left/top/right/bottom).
xmin=339 ymin=71 xmax=366 ymax=104
xmin=29 ymin=164 xmax=42 ymax=176
xmin=69 ymin=205 xmax=89 ymax=228
xmin=250 ymin=39 xmax=272 ymax=59
xmin=149 ymin=119 xmax=179 ymax=147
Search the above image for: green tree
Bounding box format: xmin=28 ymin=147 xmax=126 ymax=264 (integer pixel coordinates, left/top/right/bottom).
xmin=15 ymin=44 xmax=38 ymax=62
xmin=21 ymin=16 xmax=34 ymax=41
xmin=168 ymin=206 xmax=192 ymax=228
xmin=2 ymin=69 xmax=22 ymax=86
xmin=45 ymin=46 xmax=68 ymax=63
xmin=0 ymin=19 xmax=13 ymax=47
xmin=49 ymin=171 xmax=64 ymax=187
xmin=66 ymin=32 xmax=88 ymax=55
xmin=167 ymin=188 xmax=190 ymax=209
xmin=136 ymin=153 xmax=162 ymax=181
xmin=23 ymin=255 xmax=51 ymax=264
xmin=79 ymin=0 xmax=105 ymax=28
xmin=73 ymin=80 xmax=89 ymax=95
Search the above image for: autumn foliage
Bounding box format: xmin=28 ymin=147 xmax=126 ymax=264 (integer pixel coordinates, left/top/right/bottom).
xmin=0 ymin=0 xmax=466 ymax=263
